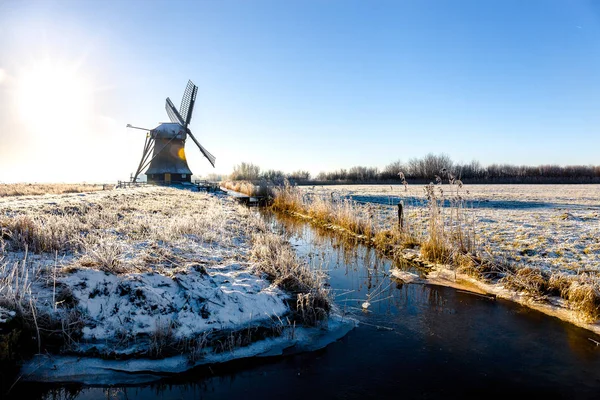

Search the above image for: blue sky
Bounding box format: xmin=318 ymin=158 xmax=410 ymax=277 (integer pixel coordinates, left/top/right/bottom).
xmin=0 ymin=0 xmax=599 ymax=182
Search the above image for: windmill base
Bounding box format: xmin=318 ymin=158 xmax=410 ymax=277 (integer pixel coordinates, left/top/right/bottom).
xmin=147 ymin=173 xmax=192 ymax=184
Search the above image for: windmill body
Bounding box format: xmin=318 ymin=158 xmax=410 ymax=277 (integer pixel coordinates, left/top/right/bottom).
xmin=145 ymin=123 xmax=192 ymax=183
xmin=128 ymin=80 xmax=216 ymax=184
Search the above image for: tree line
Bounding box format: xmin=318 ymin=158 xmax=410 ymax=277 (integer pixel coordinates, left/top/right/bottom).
xmin=228 ymin=162 xmax=311 ymax=183
xmin=226 ymin=155 xmax=600 ymax=184
xmin=315 ymin=154 xmax=600 ymax=183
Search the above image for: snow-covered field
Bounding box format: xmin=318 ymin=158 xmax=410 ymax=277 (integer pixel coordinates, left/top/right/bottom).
xmin=304 ymin=184 xmax=600 ymax=275
xmin=0 ymin=187 xmax=350 ymax=382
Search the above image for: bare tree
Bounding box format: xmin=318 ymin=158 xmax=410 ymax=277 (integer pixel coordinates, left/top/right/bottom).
xmin=230 ymin=162 xmax=261 ymax=181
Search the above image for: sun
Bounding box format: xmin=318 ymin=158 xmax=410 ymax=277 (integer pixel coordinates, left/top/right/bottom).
xmin=15 ymin=59 xmax=93 ymax=134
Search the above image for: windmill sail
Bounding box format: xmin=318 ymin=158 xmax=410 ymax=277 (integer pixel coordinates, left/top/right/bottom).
xmin=165 ymin=98 xmax=185 ymax=125
xmin=188 ymin=131 xmax=216 ymax=167
xmin=180 ymin=80 xmax=198 ymax=127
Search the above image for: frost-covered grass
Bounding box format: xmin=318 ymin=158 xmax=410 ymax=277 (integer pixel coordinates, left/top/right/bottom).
xmin=315 ymin=184 xmax=600 ymax=274
xmin=276 ymin=184 xmax=600 ymax=323
xmin=251 ymin=232 xmax=330 ymax=326
xmin=221 ymin=180 xmax=273 ymax=198
xmin=0 ymin=183 xmax=109 ymax=197
xmin=272 ymin=185 xmax=375 ymax=239
xmin=0 ymin=187 xmax=331 ymax=361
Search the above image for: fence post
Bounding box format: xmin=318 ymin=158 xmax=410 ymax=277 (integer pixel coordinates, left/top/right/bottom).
xmin=398 ymin=202 xmax=403 ymax=230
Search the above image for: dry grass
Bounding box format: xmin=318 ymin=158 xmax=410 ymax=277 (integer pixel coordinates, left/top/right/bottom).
xmin=271 ymin=183 xmax=469 ymax=260
xmin=373 ymin=228 xmax=419 ymax=252
xmin=77 ymin=237 xmax=126 ymax=274
xmin=372 ymin=228 xmax=421 ymax=265
xmin=250 ymin=231 xmax=330 ymax=326
xmin=272 ymin=186 xmax=375 ymax=239
xmin=0 ymin=256 xmax=33 ymax=317
xmin=271 ymin=183 xmax=600 ymax=323
xmin=420 ymin=183 xmax=449 ymax=264
xmin=0 ymin=251 xmax=85 ymax=356
xmin=420 ymin=182 xmax=477 ymax=266
xmin=148 ymin=323 xmax=284 ymax=361
xmin=566 ymin=281 xmax=600 ymax=322
xmin=0 ymin=188 xmax=243 ymax=260
xmin=548 ymin=272 xmax=574 ymax=298
xmin=271 ymin=185 xmax=304 ymax=213
xmin=0 ymin=214 xmax=80 ymax=253
xmin=0 ymin=183 xmax=109 ymax=197
xmin=148 ymin=318 xmax=176 ymax=358
xmin=501 ymin=268 xmax=600 ymax=321
xmin=221 ymin=180 xmax=274 ymax=198
xmin=421 ymin=237 xmax=451 ymax=264
xmin=457 ymin=256 xmax=508 ymax=282
xmin=501 ymin=267 xmax=549 ymax=298
xmin=0 ymin=186 xmax=331 ymax=359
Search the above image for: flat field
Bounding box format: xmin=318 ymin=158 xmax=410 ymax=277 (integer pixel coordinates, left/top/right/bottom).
xmin=0 ymin=183 xmax=108 ymax=197
xmin=304 ymin=184 xmax=600 ymax=275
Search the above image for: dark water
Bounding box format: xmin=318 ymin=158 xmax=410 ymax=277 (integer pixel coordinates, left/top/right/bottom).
xmin=4 ymin=212 xmax=600 ymax=399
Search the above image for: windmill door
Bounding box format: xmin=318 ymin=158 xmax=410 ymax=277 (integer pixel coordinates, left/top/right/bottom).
xmin=165 ymin=173 xmax=171 ymax=183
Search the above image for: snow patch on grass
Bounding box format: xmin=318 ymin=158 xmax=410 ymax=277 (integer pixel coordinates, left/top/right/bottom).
xmin=64 ymin=263 xmax=288 ymax=346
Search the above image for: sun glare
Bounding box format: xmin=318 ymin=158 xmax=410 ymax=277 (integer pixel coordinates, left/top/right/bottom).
xmin=15 ymin=59 xmax=93 ymax=134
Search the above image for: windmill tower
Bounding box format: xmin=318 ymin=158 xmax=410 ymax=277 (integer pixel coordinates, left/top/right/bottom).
xmin=127 ymin=80 xmax=215 ymax=184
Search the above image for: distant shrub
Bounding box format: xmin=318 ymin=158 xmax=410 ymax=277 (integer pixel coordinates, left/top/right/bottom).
xmin=229 ymin=162 xmax=261 ymax=181
xmin=287 ymin=170 xmax=311 ymax=182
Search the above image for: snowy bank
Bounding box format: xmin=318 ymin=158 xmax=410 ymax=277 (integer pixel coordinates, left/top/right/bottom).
xmin=0 ymin=187 xmax=350 ymax=381
xmin=21 ymin=314 xmax=355 ymax=384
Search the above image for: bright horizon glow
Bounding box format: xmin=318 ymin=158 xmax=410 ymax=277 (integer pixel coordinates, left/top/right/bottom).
xmin=1 ymin=0 xmax=600 ymax=183
xmin=16 ymin=58 xmax=93 ymax=134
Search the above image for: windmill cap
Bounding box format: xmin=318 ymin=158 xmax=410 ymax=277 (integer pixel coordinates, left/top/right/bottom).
xmin=152 ymin=122 xmax=187 ymax=139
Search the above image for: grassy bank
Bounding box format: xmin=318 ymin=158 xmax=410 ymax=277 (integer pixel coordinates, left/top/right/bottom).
xmin=0 ymin=187 xmax=330 ymax=363
xmin=271 ymin=184 xmax=600 ymax=324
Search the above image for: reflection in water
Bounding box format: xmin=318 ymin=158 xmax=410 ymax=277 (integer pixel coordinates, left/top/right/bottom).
xmin=5 ymin=211 xmax=600 ymax=399
xmin=265 ymin=210 xmax=437 ymax=322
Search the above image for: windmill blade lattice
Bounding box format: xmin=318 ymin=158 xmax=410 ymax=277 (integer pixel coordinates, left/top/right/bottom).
xmin=179 ymin=80 xmax=198 ymax=127
xmin=188 ymin=131 xmax=216 ymax=167
xmin=165 ymin=98 xmax=185 ymax=125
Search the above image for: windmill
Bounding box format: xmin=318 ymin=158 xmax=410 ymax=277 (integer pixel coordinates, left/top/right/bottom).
xmin=127 ymin=80 xmax=215 ymax=184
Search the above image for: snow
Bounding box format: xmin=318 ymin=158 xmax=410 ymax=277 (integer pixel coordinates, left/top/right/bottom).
xmin=390 ymin=270 xmax=423 ymax=284
xmin=62 ymin=262 xmax=288 ymax=347
xmin=1 ymin=187 xmax=351 ymax=374
xmin=151 ymin=123 xmax=186 ymax=139
xmin=21 ymin=314 xmax=356 ymax=385
xmin=0 ymin=306 xmax=15 ymax=324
